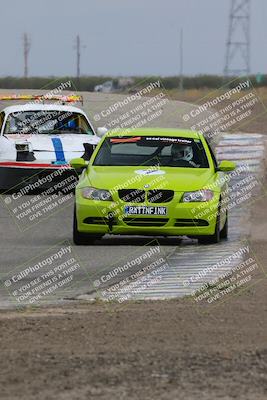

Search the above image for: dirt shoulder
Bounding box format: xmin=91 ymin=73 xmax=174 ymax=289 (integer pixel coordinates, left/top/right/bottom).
xmin=168 ymin=87 xmax=267 ymax=135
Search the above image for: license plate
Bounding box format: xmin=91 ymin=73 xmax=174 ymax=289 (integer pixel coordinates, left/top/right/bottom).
xmin=124 ymin=206 xmax=167 ymax=216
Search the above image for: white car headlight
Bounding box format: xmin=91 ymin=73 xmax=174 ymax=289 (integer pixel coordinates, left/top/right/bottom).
xmin=182 ymin=189 xmax=214 ymax=203
xmin=15 ymin=142 xmax=30 ymax=152
xmin=81 ymin=187 xmax=112 ymax=201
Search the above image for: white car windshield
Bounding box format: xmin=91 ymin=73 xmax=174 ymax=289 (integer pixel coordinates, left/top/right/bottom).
xmin=4 ymin=111 xmax=94 ymax=135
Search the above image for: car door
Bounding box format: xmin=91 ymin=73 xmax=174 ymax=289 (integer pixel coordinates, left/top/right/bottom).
xmin=0 ymin=111 xmax=16 ymax=159
xmin=0 ymin=111 xmax=5 ymax=134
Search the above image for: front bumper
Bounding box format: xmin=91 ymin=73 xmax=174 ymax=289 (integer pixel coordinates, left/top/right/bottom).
xmin=75 ymin=192 xmax=221 ymax=237
xmin=0 ymin=162 xmax=76 ymax=191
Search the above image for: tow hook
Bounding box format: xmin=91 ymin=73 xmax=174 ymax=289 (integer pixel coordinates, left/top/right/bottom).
xmin=107 ymin=212 xmax=114 ymax=231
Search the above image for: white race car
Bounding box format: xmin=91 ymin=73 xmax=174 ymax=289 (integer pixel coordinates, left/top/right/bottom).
xmin=0 ymin=95 xmax=107 ymax=190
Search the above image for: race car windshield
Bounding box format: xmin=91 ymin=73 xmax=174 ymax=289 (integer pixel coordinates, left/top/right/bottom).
xmin=4 ymin=111 xmax=94 ymax=135
xmin=93 ymin=136 xmax=210 ymax=168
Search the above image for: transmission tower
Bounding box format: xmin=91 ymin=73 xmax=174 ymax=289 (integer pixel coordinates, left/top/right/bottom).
xmin=23 ymin=33 xmax=31 ymax=78
xmin=224 ymin=0 xmax=251 ymax=77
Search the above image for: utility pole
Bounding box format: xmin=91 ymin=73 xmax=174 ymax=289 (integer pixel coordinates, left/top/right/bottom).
xmin=75 ymin=35 xmax=81 ymax=80
xmin=74 ymin=35 xmax=86 ymax=89
xmin=179 ymin=28 xmax=184 ymax=91
xmin=23 ymin=33 xmax=31 ymax=79
xmin=224 ymin=0 xmax=251 ymax=77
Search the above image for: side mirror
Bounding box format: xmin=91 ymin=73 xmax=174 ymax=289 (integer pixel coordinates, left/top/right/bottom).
xmin=217 ymin=160 xmax=236 ymax=172
xmin=70 ymin=157 xmax=87 ymax=171
xmin=97 ymin=127 xmax=108 ymax=137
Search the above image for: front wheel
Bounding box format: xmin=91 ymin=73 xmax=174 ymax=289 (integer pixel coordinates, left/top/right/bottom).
xmin=73 ymin=208 xmax=103 ymax=245
xmin=220 ymin=211 xmax=228 ymax=239
xmin=198 ymin=211 xmax=221 ymax=245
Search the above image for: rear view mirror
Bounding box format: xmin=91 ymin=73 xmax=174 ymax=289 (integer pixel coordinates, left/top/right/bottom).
xmin=97 ymin=127 xmax=108 ymax=137
xmin=70 ymin=157 xmax=87 ymax=171
xmin=217 ymin=160 xmax=236 ymax=172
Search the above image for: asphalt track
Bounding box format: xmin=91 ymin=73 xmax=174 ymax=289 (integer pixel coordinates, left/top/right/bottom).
xmin=0 ymin=90 xmax=265 ymax=308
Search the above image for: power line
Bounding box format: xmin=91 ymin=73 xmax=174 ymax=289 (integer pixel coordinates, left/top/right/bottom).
xmin=224 ymin=0 xmax=251 ymax=77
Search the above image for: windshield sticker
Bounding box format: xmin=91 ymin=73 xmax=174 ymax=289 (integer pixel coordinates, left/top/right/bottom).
xmin=110 ymin=137 xmax=141 ymax=143
xmin=144 ymin=137 xmax=193 ymax=144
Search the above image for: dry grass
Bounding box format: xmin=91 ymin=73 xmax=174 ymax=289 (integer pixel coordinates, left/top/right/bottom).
xmin=165 ymin=87 xmax=267 ymax=134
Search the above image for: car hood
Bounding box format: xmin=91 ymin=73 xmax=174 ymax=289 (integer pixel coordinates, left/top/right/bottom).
xmin=4 ymin=134 xmax=100 ymax=162
xmin=85 ymin=166 xmax=215 ymax=192
xmin=6 ymin=134 xmax=99 ymax=152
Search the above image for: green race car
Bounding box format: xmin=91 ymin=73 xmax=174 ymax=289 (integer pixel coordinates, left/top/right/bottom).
xmin=70 ymin=128 xmax=235 ymax=245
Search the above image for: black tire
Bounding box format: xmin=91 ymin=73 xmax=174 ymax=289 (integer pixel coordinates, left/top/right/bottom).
xmin=220 ymin=211 xmax=228 ymax=239
xmin=73 ymin=208 xmax=102 ymax=245
xmin=198 ymin=210 xmax=221 ymax=245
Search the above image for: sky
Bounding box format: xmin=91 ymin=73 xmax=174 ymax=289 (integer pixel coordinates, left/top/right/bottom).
xmin=0 ymin=0 xmax=266 ymax=77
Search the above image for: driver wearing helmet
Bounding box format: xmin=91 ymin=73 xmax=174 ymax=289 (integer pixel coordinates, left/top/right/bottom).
xmin=171 ymin=143 xmax=193 ymax=163
xmin=54 ymin=117 xmax=78 ymax=132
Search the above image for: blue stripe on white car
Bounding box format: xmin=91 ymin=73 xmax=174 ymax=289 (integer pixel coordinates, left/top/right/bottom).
xmin=51 ymin=137 xmax=67 ymax=164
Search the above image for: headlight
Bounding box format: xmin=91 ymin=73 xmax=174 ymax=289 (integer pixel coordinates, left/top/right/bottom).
xmin=81 ymin=187 xmax=112 ymax=201
xmin=15 ymin=143 xmax=30 ymax=152
xmin=182 ymin=189 xmax=214 ymax=203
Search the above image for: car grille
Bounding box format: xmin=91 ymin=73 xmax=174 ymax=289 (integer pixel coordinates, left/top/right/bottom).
xmin=174 ymin=219 xmax=209 ymax=227
xmin=118 ymin=189 xmax=174 ymax=203
xmin=147 ymin=190 xmax=174 ymax=203
xmin=123 ymin=218 xmax=169 ymax=227
xmin=118 ymin=189 xmax=145 ymax=203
